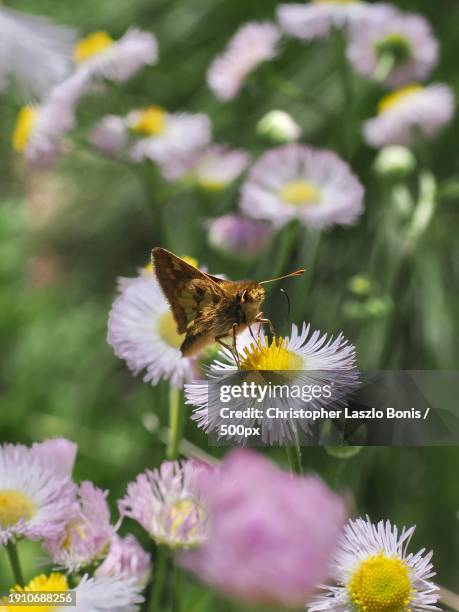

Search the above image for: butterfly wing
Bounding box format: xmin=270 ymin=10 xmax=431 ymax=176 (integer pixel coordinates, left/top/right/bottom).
xmin=152 ymin=247 xmax=224 ymax=334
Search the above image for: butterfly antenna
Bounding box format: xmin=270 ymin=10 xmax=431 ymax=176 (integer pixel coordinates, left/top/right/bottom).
xmin=279 ymin=288 xmax=291 ymax=320
xmin=259 ymin=269 xmax=305 ymax=285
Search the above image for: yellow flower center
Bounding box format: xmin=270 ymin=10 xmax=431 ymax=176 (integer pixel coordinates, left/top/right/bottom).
xmin=197 ymin=179 xmax=227 ymax=191
xmin=12 ymin=106 xmax=37 ymax=152
xmin=375 ymin=33 xmax=412 ymax=65
xmin=240 ymin=338 xmax=304 ymax=370
xmin=348 ymin=553 xmax=412 ymax=612
xmin=3 ymin=573 xmax=69 ymax=612
xmin=74 ymin=31 xmax=114 ymax=63
xmin=169 ymin=499 xmax=206 ymax=538
xmin=62 ymin=519 xmax=88 ymax=551
xmin=378 ymin=84 xmax=423 ymax=113
xmin=131 ymin=106 xmax=167 ymax=137
xmin=157 ymin=312 xmax=185 ymax=349
xmin=0 ymin=490 xmax=36 ymax=528
xmin=279 ymin=180 xmax=321 ymax=206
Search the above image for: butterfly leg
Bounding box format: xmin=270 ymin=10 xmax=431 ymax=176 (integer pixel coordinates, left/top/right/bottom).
xmin=216 ymin=331 xmax=240 ymax=368
xmin=255 ymin=314 xmax=276 ymax=337
xmin=231 ymin=323 xmax=241 ymax=368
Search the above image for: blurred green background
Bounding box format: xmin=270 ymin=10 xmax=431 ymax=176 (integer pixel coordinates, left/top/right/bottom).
xmin=0 ymin=0 xmax=458 ymax=606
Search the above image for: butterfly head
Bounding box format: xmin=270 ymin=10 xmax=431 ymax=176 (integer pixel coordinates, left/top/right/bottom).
xmin=237 ymin=283 xmax=265 ymax=323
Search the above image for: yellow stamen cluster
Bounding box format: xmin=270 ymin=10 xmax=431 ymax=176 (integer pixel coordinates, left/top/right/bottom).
xmin=169 ymin=499 xmax=206 ymax=540
xmin=157 ymin=312 xmax=185 ymax=349
xmin=240 ymin=338 xmax=304 ymax=370
xmin=0 ymin=490 xmax=36 ymax=528
xmin=74 ymin=31 xmax=114 ymax=63
xmin=378 ymin=84 xmax=423 ymax=113
xmin=12 ymin=106 xmax=37 ymax=153
xmin=279 ymin=180 xmax=321 ymax=206
xmin=348 ymin=553 xmax=413 ymax=612
xmin=3 ymin=573 xmax=68 ymax=612
xmin=131 ymin=106 xmax=167 ymax=137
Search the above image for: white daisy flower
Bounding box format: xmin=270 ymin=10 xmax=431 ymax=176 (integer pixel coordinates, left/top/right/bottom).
xmin=118 ymin=460 xmax=212 ymax=548
xmin=240 ymin=144 xmax=364 ymax=229
xmin=107 ymin=267 xmax=200 ymax=388
xmin=277 ymin=1 xmax=395 ymax=42
xmin=0 ymin=443 xmax=77 ymax=546
xmin=0 ymin=7 xmax=75 ymax=98
xmin=74 ymin=29 xmax=158 ymax=83
xmin=207 ymin=21 xmax=281 ymax=101
xmin=91 ymin=106 xmax=211 ymax=165
xmin=308 ymin=516 xmax=440 ymax=612
xmin=1 ymin=572 xmax=143 ymax=612
xmin=364 ymin=84 xmax=455 ymax=148
xmin=12 ymin=68 xmax=91 ymax=170
xmin=347 ymin=12 xmax=438 ymax=87
xmin=186 ymin=323 xmax=358 ymax=444
xmin=160 ymin=145 xmax=250 ymax=188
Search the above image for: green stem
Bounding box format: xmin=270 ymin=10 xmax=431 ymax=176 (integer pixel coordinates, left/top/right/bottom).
xmin=285 ymin=436 xmax=302 ymax=474
xmin=271 ymin=220 xmax=300 ymax=278
xmin=294 ymin=431 xmax=303 ymax=474
xmin=167 ymin=387 xmax=184 ymax=460
xmin=172 ymin=558 xmax=181 ymax=612
xmin=336 ymin=33 xmax=354 ymax=160
xmin=149 ymin=546 xmax=168 ymax=611
xmin=285 ymin=444 xmax=296 ymax=473
xmin=6 ymin=541 xmax=24 ymax=586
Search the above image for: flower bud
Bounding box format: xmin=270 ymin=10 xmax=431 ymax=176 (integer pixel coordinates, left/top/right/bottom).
xmin=374 ymin=145 xmax=416 ymax=179
xmin=257 ymin=110 xmax=301 ymax=143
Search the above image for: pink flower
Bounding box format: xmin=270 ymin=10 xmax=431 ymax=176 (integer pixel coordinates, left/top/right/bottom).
xmin=96 ymin=534 xmax=151 ymax=587
xmin=119 ymin=460 xmax=212 ymax=548
xmin=32 ymin=438 xmax=77 ymax=477
xmin=181 ymin=450 xmax=346 ymax=608
xmin=43 ymin=481 xmax=114 ymax=572
xmin=207 ymin=22 xmax=280 ymax=101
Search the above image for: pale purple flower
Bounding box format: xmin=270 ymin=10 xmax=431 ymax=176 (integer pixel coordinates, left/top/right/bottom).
xmin=207 ymin=21 xmax=280 ymax=101
xmin=107 ymin=268 xmax=200 ymax=388
xmin=181 ymin=449 xmax=346 ymax=608
xmin=16 ymin=67 xmax=91 ymax=170
xmin=119 ymin=460 xmax=212 ymax=548
xmin=347 ymin=12 xmax=438 ymax=87
xmin=76 ymin=28 xmax=158 ymax=83
xmin=309 ymin=516 xmax=440 ymax=612
xmin=0 ymin=7 xmax=75 ymax=98
xmin=160 ymin=145 xmax=250 ymax=187
xmin=206 ymin=214 xmax=272 ymax=258
xmin=43 ymin=481 xmax=114 ymax=572
xmin=240 ymin=144 xmax=364 ymax=229
xmin=32 ymin=438 xmax=77 ymax=477
xmin=91 ymin=109 xmax=211 ymax=166
xmin=90 ymin=115 xmax=129 ymax=154
xmin=0 ymin=442 xmax=77 ymax=546
xmin=277 ymin=1 xmax=395 ymax=42
xmin=96 ymin=534 xmax=151 ymax=587
xmin=364 ymin=84 xmax=455 ymax=148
